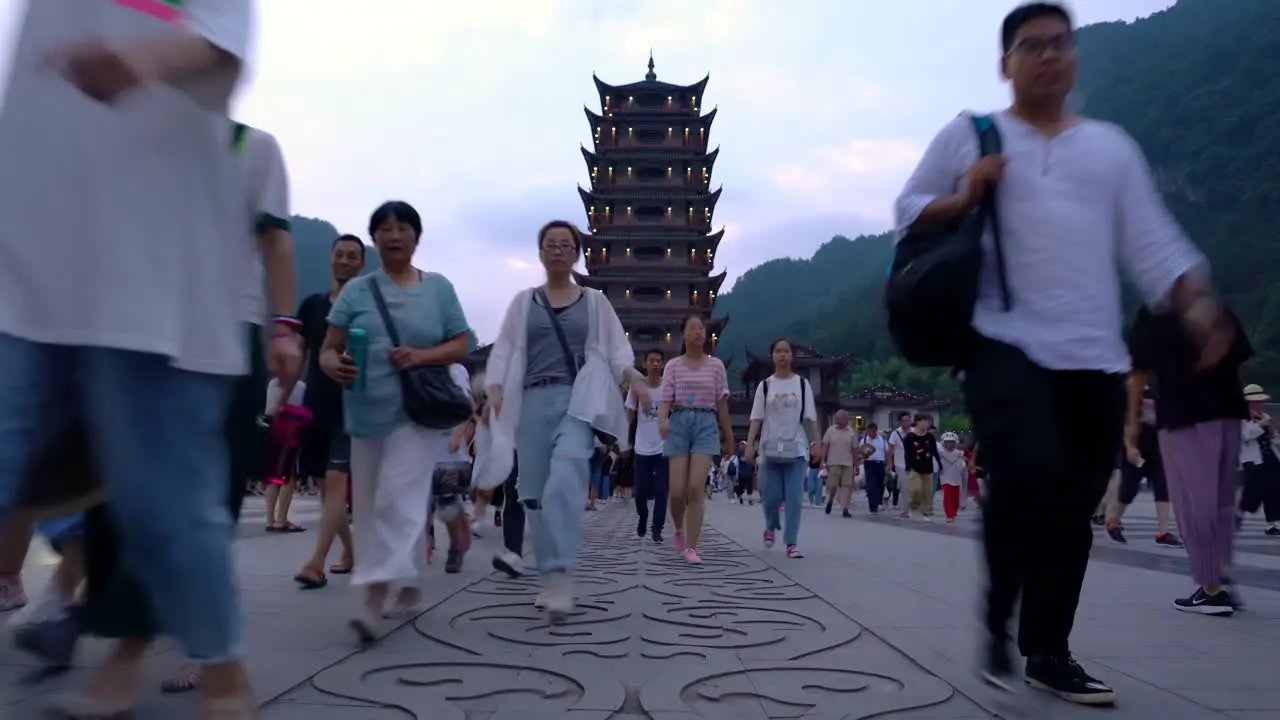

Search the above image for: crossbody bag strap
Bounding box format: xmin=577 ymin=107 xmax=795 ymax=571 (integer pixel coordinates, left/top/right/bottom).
xmin=969 ymin=114 xmax=1011 ymax=312
xmin=534 ymin=287 xmax=579 ymax=382
xmin=367 ymin=277 xmax=401 ymax=346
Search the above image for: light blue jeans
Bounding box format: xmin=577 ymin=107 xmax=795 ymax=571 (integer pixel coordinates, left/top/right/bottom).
xmin=806 ymin=467 xmax=823 ymax=505
xmin=516 ymin=383 xmax=593 ymax=575
xmin=0 ymin=335 xmax=239 ymax=661
xmin=762 ymin=457 xmax=806 ymax=546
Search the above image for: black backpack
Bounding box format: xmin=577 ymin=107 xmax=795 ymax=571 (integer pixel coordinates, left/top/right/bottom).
xmin=885 ymin=114 xmax=1011 ymax=368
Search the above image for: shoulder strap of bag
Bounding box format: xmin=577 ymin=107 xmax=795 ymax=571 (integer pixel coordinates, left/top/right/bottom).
xmin=969 ymin=114 xmax=1011 ymax=312
xmin=534 ymin=287 xmax=579 ymax=382
xmin=367 ymin=277 xmax=401 ymax=346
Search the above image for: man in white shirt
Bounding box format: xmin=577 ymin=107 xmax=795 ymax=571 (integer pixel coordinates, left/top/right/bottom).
xmin=0 ymin=2 xmax=273 ymax=713
xmin=626 ymin=349 xmax=668 ymax=543
xmin=884 ymin=412 xmax=912 ymax=509
xmin=893 ymin=2 xmax=1233 ymax=706
xmin=860 ymin=423 xmax=888 ymax=513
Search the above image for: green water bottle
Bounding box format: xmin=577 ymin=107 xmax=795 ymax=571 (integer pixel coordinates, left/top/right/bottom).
xmin=347 ymin=328 xmax=368 ymax=393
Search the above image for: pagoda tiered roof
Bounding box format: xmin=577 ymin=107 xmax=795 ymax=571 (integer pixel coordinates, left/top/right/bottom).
xmin=581 ymin=228 xmax=725 ymax=246
xmin=579 ymin=186 xmax=722 ymax=205
xmin=591 ymin=71 xmax=710 ymax=109
xmin=741 ymin=342 xmax=852 ymax=373
xmin=580 ymin=146 xmax=719 ymax=168
xmin=841 ymin=383 xmax=951 ymax=409
xmin=573 ymin=269 xmax=728 ymax=291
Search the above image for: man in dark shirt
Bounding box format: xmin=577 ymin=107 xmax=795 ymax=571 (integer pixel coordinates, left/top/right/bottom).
xmin=292 ymin=235 xmax=365 ymax=588
xmin=903 ymin=414 xmax=939 ymax=519
xmin=1128 ymin=305 xmax=1251 ymax=615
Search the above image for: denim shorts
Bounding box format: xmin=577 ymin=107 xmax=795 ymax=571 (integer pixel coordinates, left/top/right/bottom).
xmin=664 ymin=408 xmax=720 ymax=456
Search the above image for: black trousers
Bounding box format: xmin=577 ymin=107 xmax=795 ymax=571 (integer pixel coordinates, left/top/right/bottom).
xmin=500 ymin=455 xmax=524 ymax=556
xmin=633 ymin=453 xmax=669 ymax=536
xmin=963 ymin=337 xmax=1124 ymax=659
xmin=863 ymin=461 xmax=886 ymax=512
xmin=1240 ymin=459 xmax=1280 ymax=522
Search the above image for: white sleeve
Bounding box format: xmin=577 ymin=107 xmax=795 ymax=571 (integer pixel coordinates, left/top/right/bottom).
xmin=802 ymin=379 xmax=818 ymax=422
xmin=749 ymin=381 xmax=766 ymax=421
xmin=893 ymin=114 xmax=974 ymax=239
xmin=245 ymin=129 xmax=291 ymax=233
xmin=264 ymin=378 xmax=279 ymax=412
xmin=624 ymin=389 xmax=637 ymax=411
xmin=1111 ymin=126 xmax=1208 ymax=305
xmin=449 ymin=364 xmax=472 ymax=400
xmin=288 ymin=380 xmax=306 ymax=406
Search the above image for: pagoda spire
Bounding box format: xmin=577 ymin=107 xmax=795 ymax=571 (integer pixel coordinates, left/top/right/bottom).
xmin=645 ymin=51 xmax=656 ymax=81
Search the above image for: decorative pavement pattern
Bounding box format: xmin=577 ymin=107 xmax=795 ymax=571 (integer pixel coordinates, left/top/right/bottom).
xmin=269 ymin=507 xmax=968 ymax=719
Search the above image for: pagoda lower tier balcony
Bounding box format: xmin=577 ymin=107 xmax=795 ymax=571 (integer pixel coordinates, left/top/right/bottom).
xmin=583 ymin=254 xmax=715 ymax=272
xmin=589 ymin=217 xmax=713 ymax=233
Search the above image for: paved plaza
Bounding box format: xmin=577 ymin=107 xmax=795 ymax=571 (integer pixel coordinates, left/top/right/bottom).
xmin=4 ymin=493 xmax=1279 ymax=718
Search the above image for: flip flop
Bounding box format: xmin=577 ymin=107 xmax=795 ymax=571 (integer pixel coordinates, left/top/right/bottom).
xmin=293 ymin=569 xmax=327 ymax=590
xmin=281 ymin=523 xmax=306 ymax=533
xmin=329 ymin=563 xmax=353 ymax=575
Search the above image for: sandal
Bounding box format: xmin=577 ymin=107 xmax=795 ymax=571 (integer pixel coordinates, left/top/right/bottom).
xmin=264 ymin=525 xmax=282 ymax=532
xmin=293 ymin=567 xmax=327 ymax=590
xmin=160 ymin=664 xmax=200 ymax=694
xmin=280 ymin=522 xmax=306 ymax=533
xmin=328 ymin=562 xmax=353 ymax=575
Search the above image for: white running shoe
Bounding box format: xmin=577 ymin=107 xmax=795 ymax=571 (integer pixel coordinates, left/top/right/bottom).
xmin=492 ymin=550 xmax=525 ymax=578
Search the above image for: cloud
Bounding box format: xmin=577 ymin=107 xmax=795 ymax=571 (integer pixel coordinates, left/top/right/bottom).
xmin=823 ymin=139 xmax=925 ymax=175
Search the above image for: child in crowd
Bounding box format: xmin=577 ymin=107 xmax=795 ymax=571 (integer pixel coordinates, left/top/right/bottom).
xmin=938 ymin=432 xmax=967 ymax=521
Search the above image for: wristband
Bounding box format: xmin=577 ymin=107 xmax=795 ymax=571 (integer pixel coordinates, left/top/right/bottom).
xmin=271 ymin=315 xmax=302 ymax=329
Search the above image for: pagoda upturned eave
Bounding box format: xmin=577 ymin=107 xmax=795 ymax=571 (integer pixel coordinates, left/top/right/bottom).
xmin=592 ymin=73 xmax=710 ymax=109
xmin=580 ymin=146 xmax=720 ymax=178
xmin=584 ymin=106 xmax=718 ymax=132
xmin=574 ymin=269 xmax=728 ymax=292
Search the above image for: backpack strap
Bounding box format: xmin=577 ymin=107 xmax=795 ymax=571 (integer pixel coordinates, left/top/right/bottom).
xmin=231 ymin=122 xmax=251 ymax=155
xmin=969 ymin=114 xmax=1011 ymax=312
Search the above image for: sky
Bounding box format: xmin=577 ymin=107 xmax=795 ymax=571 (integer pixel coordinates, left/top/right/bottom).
xmin=0 ymin=0 xmax=1175 ymax=342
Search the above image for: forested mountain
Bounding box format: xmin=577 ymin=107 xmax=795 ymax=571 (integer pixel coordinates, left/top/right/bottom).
xmin=713 ymin=0 xmax=1280 ymax=404
xmin=291 ymin=215 xmax=380 ymax=304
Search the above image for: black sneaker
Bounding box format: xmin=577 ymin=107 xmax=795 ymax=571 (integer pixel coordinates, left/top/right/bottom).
xmin=979 ymin=635 xmax=1016 ymax=693
xmin=1266 ymin=525 xmax=1280 ymax=537
xmin=1173 ymin=587 xmax=1234 ymax=616
xmin=651 ymin=531 xmax=663 ymax=545
xmin=825 ymin=501 xmax=833 ymax=515
xmin=1106 ymin=525 xmax=1127 ymax=544
xmin=842 ymin=508 xmax=852 ymax=519
xmin=1091 ymin=514 xmax=1105 ymax=527
xmin=1024 ymin=654 xmax=1115 ymax=705
xmin=1154 ymin=532 xmax=1184 ymax=548
xmin=444 ymin=549 xmax=465 ymax=574
xmin=636 ymin=514 xmax=647 ymax=538
xmin=12 ymin=612 xmax=80 ymax=670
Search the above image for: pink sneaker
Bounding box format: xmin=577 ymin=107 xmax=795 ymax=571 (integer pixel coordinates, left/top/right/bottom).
xmin=672 ymin=531 xmax=685 ymax=553
xmin=684 ymin=548 xmax=702 ymax=564
xmin=763 ymin=530 xmax=775 ymax=548
xmin=0 ymin=575 xmax=27 ymax=612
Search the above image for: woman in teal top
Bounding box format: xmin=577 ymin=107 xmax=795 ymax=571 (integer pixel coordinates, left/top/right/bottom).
xmin=320 ymin=201 xmax=471 ymax=642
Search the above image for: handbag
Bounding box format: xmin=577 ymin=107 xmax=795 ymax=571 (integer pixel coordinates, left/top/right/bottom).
xmin=367 ymin=275 xmax=473 ymax=430
xmin=535 ymin=287 xmax=617 ymax=447
xmin=885 ymin=114 xmax=1011 ymax=369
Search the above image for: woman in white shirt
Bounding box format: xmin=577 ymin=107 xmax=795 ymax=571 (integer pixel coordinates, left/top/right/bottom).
xmin=482 ymin=221 xmax=649 ymax=622
xmin=744 ymin=339 xmax=822 ymax=558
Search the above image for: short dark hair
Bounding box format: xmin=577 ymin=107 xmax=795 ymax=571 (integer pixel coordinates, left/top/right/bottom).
xmin=898 ymin=411 xmax=911 ymax=421
xmin=332 ymin=233 xmax=366 ymax=259
xmin=867 ymin=422 xmax=878 ymax=431
xmin=1001 ymin=2 xmax=1073 ymax=54
xmin=644 ymin=348 xmax=666 ymax=362
xmin=537 ymin=220 xmax=582 ymax=251
xmin=368 ymin=201 xmax=422 ymax=239
xmin=914 ymin=413 xmax=931 ymax=423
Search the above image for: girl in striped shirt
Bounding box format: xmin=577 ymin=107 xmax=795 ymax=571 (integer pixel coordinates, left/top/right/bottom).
xmin=658 ymin=315 xmax=734 ymax=563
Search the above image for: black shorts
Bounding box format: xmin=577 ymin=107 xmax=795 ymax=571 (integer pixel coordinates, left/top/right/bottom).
xmin=297 ymin=421 xmax=351 ymax=479
xmin=1119 ymin=426 xmax=1167 ymax=504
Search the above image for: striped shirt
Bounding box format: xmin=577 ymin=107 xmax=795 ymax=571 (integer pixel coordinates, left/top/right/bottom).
xmin=661 ymin=355 xmax=729 ymax=410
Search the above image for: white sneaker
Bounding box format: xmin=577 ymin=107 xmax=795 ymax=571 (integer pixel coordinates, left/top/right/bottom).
xmin=544 ymin=573 xmax=575 ymax=623
xmin=492 ymin=550 xmax=524 ymax=578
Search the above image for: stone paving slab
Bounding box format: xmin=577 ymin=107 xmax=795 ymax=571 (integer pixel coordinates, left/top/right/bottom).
xmin=265 ymin=505 xmax=982 ymax=719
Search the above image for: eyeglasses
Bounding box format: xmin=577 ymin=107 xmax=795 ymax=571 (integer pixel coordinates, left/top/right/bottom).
xmin=1009 ymin=32 xmax=1076 ymax=58
xmin=541 ymin=242 xmax=577 ymax=252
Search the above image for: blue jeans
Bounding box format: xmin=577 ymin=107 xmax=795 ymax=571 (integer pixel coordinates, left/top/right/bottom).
xmin=762 ymin=458 xmax=805 ymax=546
xmin=0 ymin=335 xmax=238 ymax=661
xmin=515 ymin=383 xmax=593 ymax=574
xmin=633 ymin=452 xmax=669 ymax=536
xmin=806 ymin=467 xmax=823 ymax=505
xmin=592 ymin=467 xmax=611 ymax=499
xmin=863 ymin=460 xmax=886 ymax=512
xmin=664 ymin=408 xmax=720 ymax=456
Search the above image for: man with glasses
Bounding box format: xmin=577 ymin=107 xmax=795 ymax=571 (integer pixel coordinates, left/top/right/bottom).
xmin=894 ymin=2 xmax=1231 ymax=707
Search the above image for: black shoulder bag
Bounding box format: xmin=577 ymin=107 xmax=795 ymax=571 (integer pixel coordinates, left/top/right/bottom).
xmin=886 ymin=114 xmax=1011 ymax=369
xmin=368 ymin=276 xmax=473 ymax=430
xmin=535 ymin=287 xmax=617 ymax=447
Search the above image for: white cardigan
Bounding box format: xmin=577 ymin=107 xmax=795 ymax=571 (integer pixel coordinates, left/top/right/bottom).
xmin=1240 ymin=415 xmax=1277 ymax=466
xmin=484 ymin=287 xmax=635 ymax=449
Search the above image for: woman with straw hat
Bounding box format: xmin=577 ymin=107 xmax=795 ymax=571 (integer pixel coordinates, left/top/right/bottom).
xmin=1239 ymin=384 xmax=1280 ymax=536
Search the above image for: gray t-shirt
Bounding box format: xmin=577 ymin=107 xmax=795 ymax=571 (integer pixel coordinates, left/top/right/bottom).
xmin=524 ymin=295 xmax=588 ymax=386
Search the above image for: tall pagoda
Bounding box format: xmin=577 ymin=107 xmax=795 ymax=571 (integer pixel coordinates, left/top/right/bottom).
xmin=575 ymin=54 xmax=728 ymax=357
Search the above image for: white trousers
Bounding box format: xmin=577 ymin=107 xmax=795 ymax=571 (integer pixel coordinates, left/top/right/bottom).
xmin=349 ymin=423 xmax=448 ymax=587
